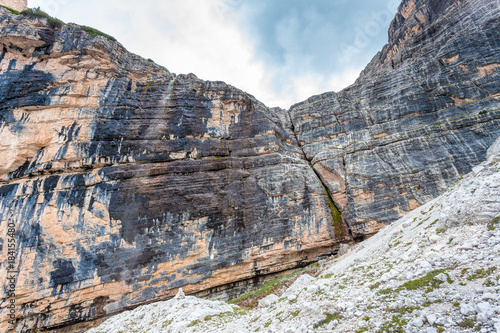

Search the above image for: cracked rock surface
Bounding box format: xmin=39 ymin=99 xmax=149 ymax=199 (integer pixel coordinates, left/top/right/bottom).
xmin=0 ymin=0 xmax=499 ymax=331
xmin=88 ymin=138 xmax=500 ymax=333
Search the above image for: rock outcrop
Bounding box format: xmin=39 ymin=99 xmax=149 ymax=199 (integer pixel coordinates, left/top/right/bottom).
xmin=87 ymin=136 xmax=500 ymax=333
xmin=291 ymin=0 xmax=500 ymax=237
xmin=0 ymin=9 xmax=348 ymax=333
xmin=0 ymin=0 xmax=499 ymax=331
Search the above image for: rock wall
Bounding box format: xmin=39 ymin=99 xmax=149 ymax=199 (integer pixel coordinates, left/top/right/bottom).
xmin=290 ymin=0 xmax=500 ymax=237
xmin=0 ymin=0 xmax=499 ymax=331
xmin=0 ymin=9 xmax=347 ymax=332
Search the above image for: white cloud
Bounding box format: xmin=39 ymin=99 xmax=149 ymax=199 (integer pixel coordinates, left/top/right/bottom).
xmin=27 ymin=0 xmax=364 ymax=109
xmin=327 ymin=68 xmax=362 ymax=93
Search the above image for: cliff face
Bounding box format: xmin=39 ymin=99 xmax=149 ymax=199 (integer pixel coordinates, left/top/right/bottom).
xmin=0 ymin=10 xmax=348 ymax=332
xmin=0 ymin=0 xmax=499 ymax=331
xmin=291 ymin=0 xmax=500 ymax=237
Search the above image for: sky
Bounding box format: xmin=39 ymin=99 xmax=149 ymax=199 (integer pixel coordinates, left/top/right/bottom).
xmin=28 ymin=0 xmax=400 ymax=108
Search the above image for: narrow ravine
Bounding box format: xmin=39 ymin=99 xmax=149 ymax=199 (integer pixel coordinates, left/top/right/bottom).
xmin=285 ymin=109 xmax=353 ymax=244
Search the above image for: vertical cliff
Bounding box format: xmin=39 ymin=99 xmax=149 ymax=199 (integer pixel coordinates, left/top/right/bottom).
xmin=0 ymin=8 xmax=349 ymax=332
xmin=290 ymin=0 xmax=500 ymax=237
xmin=0 ymin=0 xmax=499 ymax=331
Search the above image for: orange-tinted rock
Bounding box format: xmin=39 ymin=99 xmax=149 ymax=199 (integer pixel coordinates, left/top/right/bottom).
xmin=1 ymin=0 xmax=500 ymax=331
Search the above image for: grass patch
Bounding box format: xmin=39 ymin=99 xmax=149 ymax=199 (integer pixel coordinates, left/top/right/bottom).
xmin=398 ymin=269 xmax=448 ymax=292
xmin=0 ymin=4 xmax=20 ymax=14
xmin=466 ymin=267 xmax=496 ymax=280
xmin=457 ymin=317 xmax=476 ymax=329
xmin=187 ymin=319 xmax=202 ymax=327
xmin=228 ymin=267 xmax=307 ymax=305
xmin=376 ymin=315 xmax=407 ymax=333
xmin=483 ymin=279 xmax=495 ymax=287
xmin=488 ymin=216 xmax=500 ymax=231
xmin=80 ymin=25 xmax=116 ymax=41
xmin=21 ymin=7 xmax=64 ymax=28
xmin=355 ymin=328 xmax=368 ymax=333
xmin=15 ymin=7 xmax=117 ymax=42
xmin=425 ymin=219 xmax=439 ymax=229
xmin=313 ymin=313 xmax=343 ymax=329
xmin=391 ymin=305 xmax=420 ymax=315
xmin=377 ymin=288 xmax=393 ymax=295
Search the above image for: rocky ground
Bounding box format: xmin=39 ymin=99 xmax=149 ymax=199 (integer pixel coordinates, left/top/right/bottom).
xmin=87 ymin=139 xmax=500 ymax=333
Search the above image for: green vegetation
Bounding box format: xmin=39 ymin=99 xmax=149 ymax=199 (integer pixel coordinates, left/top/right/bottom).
xmin=391 ymin=305 xmax=420 ymax=315
xmin=457 ymin=317 xmax=476 ymax=329
xmin=0 ymin=4 xmax=20 ymax=14
xmin=398 ymin=269 xmax=451 ymax=292
xmin=161 ymin=319 xmax=173 ymax=327
xmin=355 ymin=327 xmax=368 ymax=333
xmin=228 ymin=267 xmax=307 ymax=306
xmin=80 ymin=25 xmax=116 ymax=41
xmin=436 ymin=228 xmax=446 ymax=234
xmin=290 ymin=309 xmax=301 ymax=317
xmin=425 ymin=219 xmax=439 ymax=229
xmin=483 ymin=279 xmax=495 ymax=287
xmin=188 ymin=319 xmax=202 ymax=327
xmin=377 ymin=288 xmax=393 ymax=295
xmin=466 ymin=267 xmax=496 ymax=280
xmin=309 ymin=162 xmax=344 ymax=238
xmin=376 ymin=315 xmax=407 ymax=333
xmin=488 ymin=216 xmax=500 ymax=231
xmin=21 ymin=7 xmax=64 ymax=28
xmin=313 ymin=313 xmax=343 ymax=329
xmin=7 ymin=7 xmax=116 ymax=41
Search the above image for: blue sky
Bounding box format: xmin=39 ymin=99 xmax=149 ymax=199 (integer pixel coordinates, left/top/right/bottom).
xmin=28 ymin=0 xmax=400 ymax=108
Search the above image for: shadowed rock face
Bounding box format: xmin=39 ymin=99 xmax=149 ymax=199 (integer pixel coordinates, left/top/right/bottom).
xmin=291 ymin=0 xmax=500 ymax=237
xmin=0 ymin=10 xmax=346 ymax=332
xmin=0 ymin=0 xmax=499 ymax=331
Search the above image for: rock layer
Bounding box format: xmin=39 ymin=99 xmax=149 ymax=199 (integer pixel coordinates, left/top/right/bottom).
xmin=0 ymin=0 xmax=499 ymax=331
xmin=0 ymin=9 xmax=346 ymax=332
xmin=291 ymin=0 xmax=500 ymax=237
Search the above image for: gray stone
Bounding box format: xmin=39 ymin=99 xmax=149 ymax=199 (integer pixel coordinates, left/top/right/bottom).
xmin=258 ymin=294 xmax=279 ymax=308
xmin=1 ymin=0 xmax=500 ymax=331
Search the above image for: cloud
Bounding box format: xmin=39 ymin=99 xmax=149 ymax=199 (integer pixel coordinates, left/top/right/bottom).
xmin=27 ymin=0 xmax=398 ymax=108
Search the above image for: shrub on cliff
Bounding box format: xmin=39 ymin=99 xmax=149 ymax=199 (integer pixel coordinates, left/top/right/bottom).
xmin=80 ymin=25 xmax=116 ymax=41
xmin=0 ymin=4 xmax=20 ymax=14
xmin=20 ymin=7 xmax=64 ymax=28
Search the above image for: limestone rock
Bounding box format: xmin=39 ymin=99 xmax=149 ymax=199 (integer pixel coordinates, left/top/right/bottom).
xmin=0 ymin=0 xmax=499 ymax=331
xmin=289 ymin=0 xmax=500 ymax=238
xmin=0 ymin=8 xmax=342 ymax=332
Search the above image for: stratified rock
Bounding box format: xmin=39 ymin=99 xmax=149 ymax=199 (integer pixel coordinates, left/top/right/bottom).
xmin=0 ymin=8 xmax=343 ymax=332
xmin=289 ymin=0 xmax=500 ymax=238
xmin=0 ymin=0 xmax=499 ymax=331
